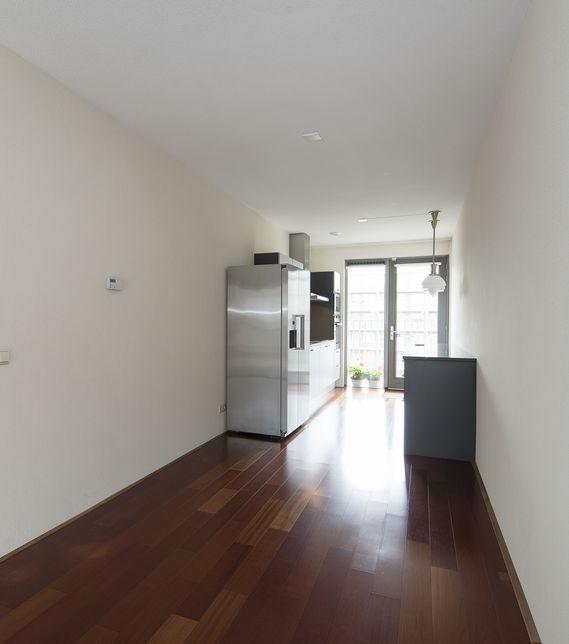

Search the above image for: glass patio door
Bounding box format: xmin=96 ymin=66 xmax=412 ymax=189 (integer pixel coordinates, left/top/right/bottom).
xmin=345 ymin=263 xmax=387 ymax=389
xmin=387 ymin=258 xmax=449 ymax=389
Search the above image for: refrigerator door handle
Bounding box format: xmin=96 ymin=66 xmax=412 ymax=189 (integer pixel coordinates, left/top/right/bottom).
xmin=298 ymin=314 xmax=305 ymax=350
xmin=292 ymin=314 xmax=305 ymax=350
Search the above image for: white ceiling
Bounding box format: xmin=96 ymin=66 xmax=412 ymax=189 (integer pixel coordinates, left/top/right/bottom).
xmin=0 ymin=0 xmax=528 ymax=246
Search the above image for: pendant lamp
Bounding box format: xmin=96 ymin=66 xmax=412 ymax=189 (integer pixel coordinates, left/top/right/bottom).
xmin=422 ymin=210 xmax=446 ymax=296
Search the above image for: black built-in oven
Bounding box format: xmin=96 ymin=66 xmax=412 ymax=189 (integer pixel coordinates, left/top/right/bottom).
xmin=310 ymin=271 xmax=341 ymax=347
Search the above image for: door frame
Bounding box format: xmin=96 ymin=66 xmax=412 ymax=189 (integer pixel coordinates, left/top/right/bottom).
xmin=343 ymin=259 xmax=388 ymax=390
xmin=386 ymin=256 xmax=449 ymax=390
xmin=344 ymin=255 xmax=449 ymax=391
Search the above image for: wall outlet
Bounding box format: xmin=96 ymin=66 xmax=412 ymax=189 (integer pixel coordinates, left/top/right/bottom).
xmin=219 ymin=403 xmax=227 ymax=414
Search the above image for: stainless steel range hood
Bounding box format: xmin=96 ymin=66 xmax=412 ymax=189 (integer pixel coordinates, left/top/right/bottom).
xmin=289 ymin=233 xmax=310 ymax=270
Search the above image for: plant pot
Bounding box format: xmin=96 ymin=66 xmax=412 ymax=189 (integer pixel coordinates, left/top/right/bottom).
xmin=367 ymin=379 xmax=382 ymax=389
xmin=350 ymin=378 xmax=366 ymax=388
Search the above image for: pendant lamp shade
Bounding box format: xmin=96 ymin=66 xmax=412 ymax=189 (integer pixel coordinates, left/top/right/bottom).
xmin=422 ymin=273 xmax=446 ymax=296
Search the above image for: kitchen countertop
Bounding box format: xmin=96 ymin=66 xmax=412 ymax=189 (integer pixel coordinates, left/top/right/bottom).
xmin=309 ymin=339 xmax=335 ymax=346
xmin=403 ymin=344 xmax=476 ymax=362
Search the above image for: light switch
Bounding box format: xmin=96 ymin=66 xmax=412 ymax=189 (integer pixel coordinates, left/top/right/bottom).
xmin=0 ymin=350 xmax=10 ymax=365
xmin=106 ymin=276 xmax=123 ymax=291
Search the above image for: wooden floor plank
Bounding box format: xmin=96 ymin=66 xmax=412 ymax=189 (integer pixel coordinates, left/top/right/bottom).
xmin=230 ymin=448 xmax=271 ymax=472
xmin=177 ymin=543 xmax=251 ymax=621
xmin=237 ymin=497 xmax=284 ymax=545
xmin=373 ymin=513 xmax=407 ymax=598
xmin=225 ymin=528 xmax=288 ymax=595
xmin=398 ymin=540 xmax=433 ymax=644
xmin=0 ymin=522 xmax=117 ymax=608
xmin=189 ymin=463 xmax=233 ymax=491
xmin=219 ymin=581 xmax=303 ymax=644
xmin=351 ymin=500 xmax=387 ymax=573
xmin=282 ymin=499 xmax=345 ymax=602
xmin=75 ymin=624 xmax=119 ymax=643
xmin=327 ymin=568 xmax=373 ymax=644
xmin=428 ymin=479 xmax=457 ymax=570
xmin=0 ymin=587 xmax=65 ymax=642
xmin=147 ymin=614 xmax=197 ymax=643
xmin=333 ymin=489 xmax=370 ymax=551
xmin=224 ymin=445 xmax=282 ymax=491
xmin=198 ymin=488 xmax=238 ymax=514
xmin=407 ymin=467 xmax=429 ymax=543
xmin=47 ymin=539 xmax=128 ymax=597
xmin=221 ymin=502 xmax=323 ymax=643
xmin=270 ymin=466 xmax=327 ymax=532
xmin=178 ymin=519 xmax=245 ymax=584
xmin=366 ymin=593 xmax=400 ymax=644
xmin=107 ymin=572 xmax=201 ymax=643
xmin=135 ymin=470 xmax=240 ymax=548
xmin=96 ymin=548 xmax=194 ymax=633
xmin=233 ymin=481 xmax=284 ymax=525
xmin=6 ymin=544 xmax=159 ymax=643
xmin=431 ymin=566 xmax=470 ymax=644
xmin=185 ymin=590 xmax=246 ymax=643
xmin=291 ymin=546 xmax=353 ymax=643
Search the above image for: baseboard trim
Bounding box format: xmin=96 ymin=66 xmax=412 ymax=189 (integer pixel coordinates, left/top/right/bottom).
xmin=473 ymin=463 xmax=541 ymax=644
xmin=0 ymin=430 xmax=225 ymax=565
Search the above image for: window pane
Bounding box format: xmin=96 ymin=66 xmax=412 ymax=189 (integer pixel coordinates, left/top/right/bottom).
xmin=395 ymin=263 xmax=438 ymax=378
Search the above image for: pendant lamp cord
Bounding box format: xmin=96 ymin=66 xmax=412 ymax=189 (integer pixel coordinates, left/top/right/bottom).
xmin=429 ymin=210 xmax=440 ymax=276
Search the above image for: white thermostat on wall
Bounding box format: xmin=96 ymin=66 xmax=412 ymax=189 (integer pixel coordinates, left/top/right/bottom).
xmin=106 ymin=276 xmax=123 ymax=291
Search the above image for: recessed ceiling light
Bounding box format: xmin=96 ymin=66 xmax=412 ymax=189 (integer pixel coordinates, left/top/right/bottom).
xmin=329 ymin=231 xmax=341 ymax=236
xmin=302 ymin=132 xmax=323 ymax=143
xmin=357 ymin=218 xmax=368 ymax=223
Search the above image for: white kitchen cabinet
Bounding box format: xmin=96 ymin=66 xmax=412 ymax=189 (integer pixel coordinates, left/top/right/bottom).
xmin=309 ymin=341 xmax=338 ymax=414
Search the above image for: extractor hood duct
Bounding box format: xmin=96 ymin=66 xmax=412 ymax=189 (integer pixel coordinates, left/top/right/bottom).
xmin=289 ymin=233 xmax=310 ymax=270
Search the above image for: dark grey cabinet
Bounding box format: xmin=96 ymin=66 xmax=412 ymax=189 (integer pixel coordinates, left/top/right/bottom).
xmin=403 ymin=355 xmax=477 ymax=461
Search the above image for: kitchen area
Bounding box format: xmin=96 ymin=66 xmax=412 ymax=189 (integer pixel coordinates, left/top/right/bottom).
xmin=225 ymin=232 xmax=476 ymax=467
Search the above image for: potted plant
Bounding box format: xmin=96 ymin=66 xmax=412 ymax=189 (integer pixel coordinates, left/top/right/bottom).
xmin=366 ymin=368 xmax=383 ymax=389
xmin=348 ymin=365 xmax=367 ymax=388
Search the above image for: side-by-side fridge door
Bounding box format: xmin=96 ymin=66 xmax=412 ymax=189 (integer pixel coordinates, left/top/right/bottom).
xmin=283 ymin=267 xmax=310 ymax=436
xmin=227 ymin=265 xmax=283 ymax=436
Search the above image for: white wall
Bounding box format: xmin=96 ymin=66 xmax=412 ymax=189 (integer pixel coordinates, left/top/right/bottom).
xmin=311 ymin=239 xmax=451 ymax=383
xmin=0 ymin=46 xmax=287 ymax=557
xmin=311 ymin=239 xmax=451 ymax=275
xmin=451 ymin=1 xmax=569 ymax=641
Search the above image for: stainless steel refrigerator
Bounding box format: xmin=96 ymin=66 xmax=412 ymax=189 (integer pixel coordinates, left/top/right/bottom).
xmin=227 ymin=264 xmax=310 ymax=437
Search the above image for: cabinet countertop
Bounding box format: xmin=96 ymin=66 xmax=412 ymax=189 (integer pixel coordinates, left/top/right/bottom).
xmin=403 ymin=344 xmax=476 ymax=362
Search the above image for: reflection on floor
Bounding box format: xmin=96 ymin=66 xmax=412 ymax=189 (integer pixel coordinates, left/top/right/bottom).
xmin=0 ymin=388 xmax=529 ymax=643
xmin=345 ymin=386 xmax=402 ymax=400
xmin=383 ymin=389 xmax=404 ymax=400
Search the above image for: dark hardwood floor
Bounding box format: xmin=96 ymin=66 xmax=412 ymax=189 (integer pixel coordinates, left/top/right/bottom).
xmin=0 ymin=389 xmax=530 ymax=643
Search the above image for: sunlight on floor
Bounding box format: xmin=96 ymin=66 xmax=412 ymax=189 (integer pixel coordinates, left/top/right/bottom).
xmin=287 ymin=389 xmax=407 ymax=507
xmin=340 ymin=390 xmax=406 ymax=491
